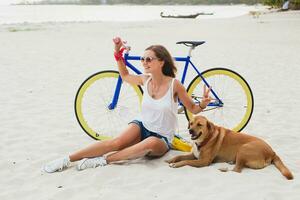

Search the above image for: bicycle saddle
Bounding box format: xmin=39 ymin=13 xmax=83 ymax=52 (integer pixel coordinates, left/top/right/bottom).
xmin=176 ymin=41 xmax=205 ymax=48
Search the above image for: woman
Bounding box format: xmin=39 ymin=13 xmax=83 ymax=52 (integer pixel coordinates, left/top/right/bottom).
xmin=44 ymin=37 xmax=212 ymax=173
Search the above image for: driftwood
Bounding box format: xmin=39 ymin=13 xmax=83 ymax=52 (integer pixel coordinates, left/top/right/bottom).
xmin=160 ymin=12 xmax=213 ymax=19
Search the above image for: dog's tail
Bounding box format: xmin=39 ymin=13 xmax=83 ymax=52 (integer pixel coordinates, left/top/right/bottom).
xmin=272 ymin=154 xmax=293 ymax=180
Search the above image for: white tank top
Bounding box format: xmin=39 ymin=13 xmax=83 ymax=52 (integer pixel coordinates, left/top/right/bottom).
xmin=139 ymin=76 xmax=178 ymax=143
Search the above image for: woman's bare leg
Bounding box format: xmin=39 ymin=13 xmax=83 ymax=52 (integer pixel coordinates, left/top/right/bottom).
xmin=106 ymin=136 xmax=169 ymax=163
xmin=69 ymin=124 xmax=141 ymax=162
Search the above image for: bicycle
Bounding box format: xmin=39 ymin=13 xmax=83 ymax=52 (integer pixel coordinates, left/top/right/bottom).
xmin=74 ymin=41 xmax=254 ymax=151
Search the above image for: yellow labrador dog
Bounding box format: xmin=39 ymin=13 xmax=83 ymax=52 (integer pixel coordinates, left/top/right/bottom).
xmin=166 ymin=115 xmax=293 ymax=180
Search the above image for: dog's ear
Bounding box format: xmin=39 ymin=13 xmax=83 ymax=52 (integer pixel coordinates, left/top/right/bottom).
xmin=207 ymin=121 xmax=215 ymax=133
xmin=187 ymin=121 xmax=190 ymax=129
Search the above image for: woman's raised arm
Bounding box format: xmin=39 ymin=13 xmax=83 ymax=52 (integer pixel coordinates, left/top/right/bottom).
xmin=113 ymin=37 xmax=145 ymax=86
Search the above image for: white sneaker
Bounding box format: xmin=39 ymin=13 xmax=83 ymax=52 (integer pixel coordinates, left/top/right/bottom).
xmin=77 ymin=156 xmax=107 ymax=171
xmin=43 ymin=156 xmax=70 ymax=173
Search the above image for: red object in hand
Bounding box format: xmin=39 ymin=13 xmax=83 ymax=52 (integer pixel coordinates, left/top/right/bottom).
xmin=114 ymin=47 xmax=125 ymax=63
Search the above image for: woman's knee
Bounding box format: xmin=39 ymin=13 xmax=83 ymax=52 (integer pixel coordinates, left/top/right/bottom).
xmin=141 ymin=137 xmax=168 ymax=155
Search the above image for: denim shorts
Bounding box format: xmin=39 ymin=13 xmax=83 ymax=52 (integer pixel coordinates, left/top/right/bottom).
xmin=129 ymin=120 xmax=172 ymax=150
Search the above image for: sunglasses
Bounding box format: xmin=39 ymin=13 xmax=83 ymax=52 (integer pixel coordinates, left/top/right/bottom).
xmin=140 ymin=56 xmax=159 ymax=63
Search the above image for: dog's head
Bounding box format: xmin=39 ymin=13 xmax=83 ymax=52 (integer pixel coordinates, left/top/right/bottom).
xmin=188 ymin=115 xmax=214 ymax=142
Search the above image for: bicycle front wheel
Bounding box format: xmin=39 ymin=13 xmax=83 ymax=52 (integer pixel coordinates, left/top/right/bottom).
xmin=185 ymin=68 xmax=254 ymax=132
xmin=75 ymin=70 xmax=143 ymax=140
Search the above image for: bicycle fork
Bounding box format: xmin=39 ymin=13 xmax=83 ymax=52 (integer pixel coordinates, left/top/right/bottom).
xmin=108 ymin=75 xmax=123 ymax=110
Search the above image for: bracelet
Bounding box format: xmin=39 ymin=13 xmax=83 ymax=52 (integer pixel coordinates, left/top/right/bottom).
xmin=114 ymin=48 xmax=125 ymax=63
xmin=114 ymin=52 xmax=124 ymax=62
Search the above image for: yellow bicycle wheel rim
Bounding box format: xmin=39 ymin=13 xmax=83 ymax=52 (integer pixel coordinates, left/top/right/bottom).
xmin=75 ymin=71 xmax=143 ymax=140
xmin=186 ymin=68 xmax=253 ymax=132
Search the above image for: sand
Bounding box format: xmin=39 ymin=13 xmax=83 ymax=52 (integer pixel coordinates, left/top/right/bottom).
xmin=0 ymin=9 xmax=300 ymax=200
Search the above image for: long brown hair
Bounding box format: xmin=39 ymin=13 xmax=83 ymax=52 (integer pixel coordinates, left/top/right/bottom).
xmin=145 ymin=45 xmax=177 ymax=78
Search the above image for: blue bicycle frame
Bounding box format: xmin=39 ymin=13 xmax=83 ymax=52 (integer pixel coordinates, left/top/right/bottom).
xmin=108 ymin=52 xmax=223 ymax=110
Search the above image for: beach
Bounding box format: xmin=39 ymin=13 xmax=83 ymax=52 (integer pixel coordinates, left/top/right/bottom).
xmin=0 ymin=6 xmax=300 ymax=200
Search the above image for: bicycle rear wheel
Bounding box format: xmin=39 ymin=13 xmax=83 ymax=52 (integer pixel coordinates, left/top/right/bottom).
xmin=185 ymin=68 xmax=254 ymax=132
xmin=75 ymin=70 xmax=143 ymax=140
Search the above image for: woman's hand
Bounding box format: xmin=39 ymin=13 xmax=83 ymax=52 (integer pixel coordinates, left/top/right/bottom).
xmin=113 ymin=37 xmax=124 ymax=53
xmin=200 ymin=85 xmax=212 ymax=109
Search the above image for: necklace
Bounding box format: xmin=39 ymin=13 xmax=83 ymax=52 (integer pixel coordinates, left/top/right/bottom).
xmin=150 ymin=81 xmax=161 ymax=98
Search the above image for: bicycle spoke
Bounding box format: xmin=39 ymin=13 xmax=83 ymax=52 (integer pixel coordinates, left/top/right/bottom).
xmin=75 ymin=71 xmax=143 ymax=139
xmin=186 ymin=68 xmax=253 ymax=132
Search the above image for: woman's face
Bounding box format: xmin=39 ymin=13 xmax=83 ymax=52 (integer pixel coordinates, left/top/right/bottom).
xmin=141 ymin=50 xmax=164 ymax=74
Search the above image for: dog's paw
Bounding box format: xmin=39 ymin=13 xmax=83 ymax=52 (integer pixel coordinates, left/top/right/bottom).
xmin=169 ymin=162 xmax=183 ymax=168
xmin=169 ymin=163 xmax=177 ymax=168
xmin=165 ymin=158 xmax=176 ymax=164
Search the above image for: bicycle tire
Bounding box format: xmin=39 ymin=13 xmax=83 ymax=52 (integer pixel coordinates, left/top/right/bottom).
xmin=185 ymin=68 xmax=254 ymax=132
xmin=74 ymin=70 xmax=143 ymax=140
